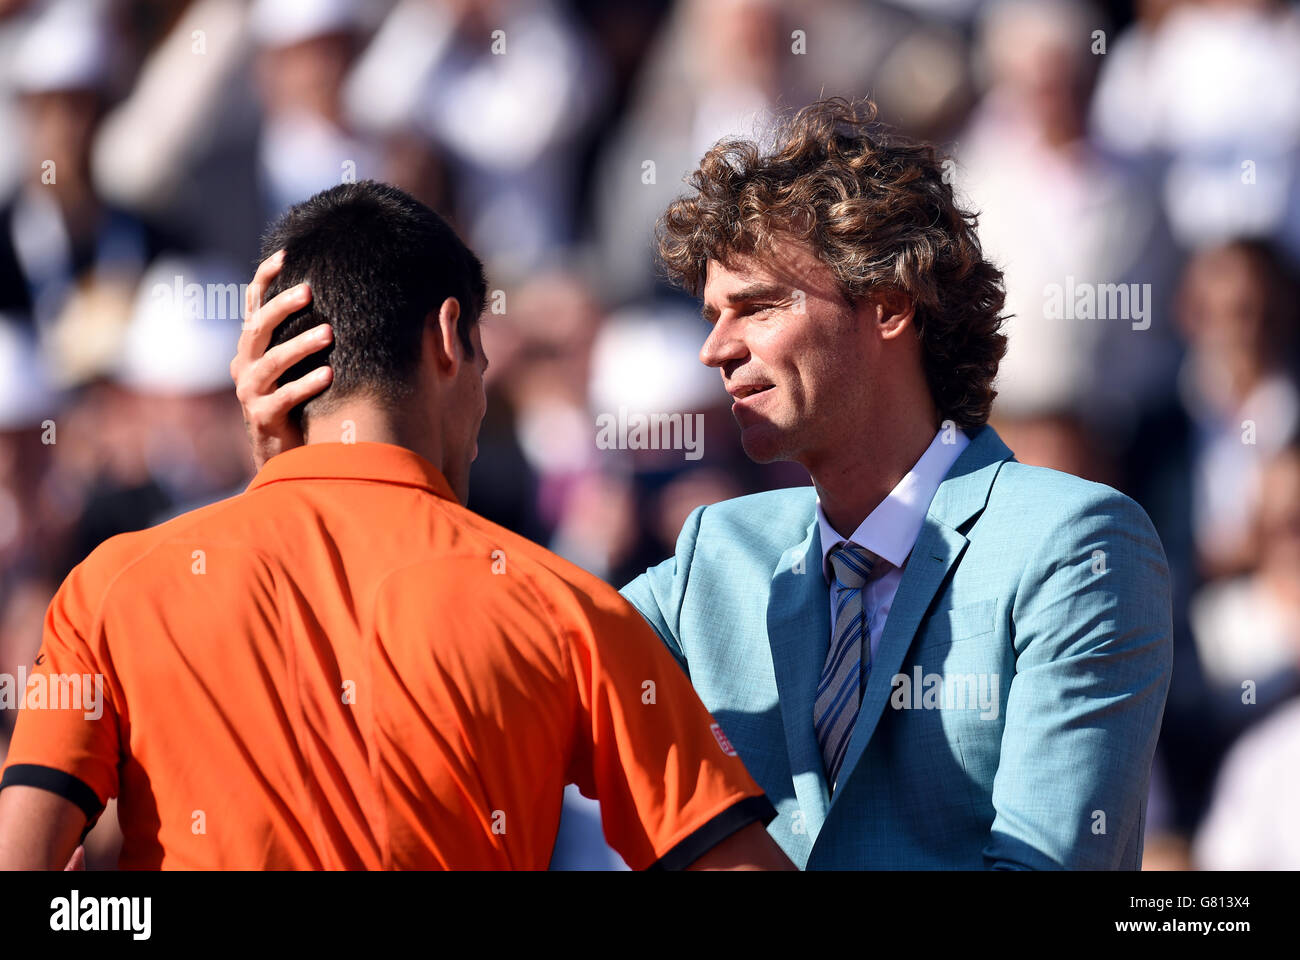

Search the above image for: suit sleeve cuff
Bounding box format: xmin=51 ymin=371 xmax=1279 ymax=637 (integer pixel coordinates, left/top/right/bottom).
xmin=647 ymin=794 xmax=778 ymax=871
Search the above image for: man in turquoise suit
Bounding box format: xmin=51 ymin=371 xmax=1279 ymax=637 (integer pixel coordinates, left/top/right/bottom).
xmin=623 ymin=97 xmax=1173 ymax=869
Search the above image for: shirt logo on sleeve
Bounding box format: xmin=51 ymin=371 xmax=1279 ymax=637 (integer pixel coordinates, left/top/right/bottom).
xmin=710 ymin=723 xmax=738 ymax=757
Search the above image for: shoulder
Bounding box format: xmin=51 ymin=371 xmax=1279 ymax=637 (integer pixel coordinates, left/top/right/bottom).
xmin=989 ymin=459 xmax=1159 ymax=537
xmin=981 ymin=461 xmax=1169 ymax=594
xmin=690 ymin=486 xmax=817 ymax=545
xmin=435 ymin=501 xmax=635 ymax=622
xmin=66 ymin=492 xmax=256 ymax=610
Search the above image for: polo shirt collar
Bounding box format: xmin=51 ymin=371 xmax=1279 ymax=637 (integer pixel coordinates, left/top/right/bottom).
xmin=246 ymin=442 xmax=459 ymax=503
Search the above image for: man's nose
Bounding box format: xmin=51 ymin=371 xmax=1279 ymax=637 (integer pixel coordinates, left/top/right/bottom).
xmin=700 ymin=319 xmax=746 ymax=368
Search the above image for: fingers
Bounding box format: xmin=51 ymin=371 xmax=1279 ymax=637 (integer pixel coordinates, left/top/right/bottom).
xmin=230 ymin=250 xmax=332 ymax=466
xmin=237 ymin=322 xmax=334 ymax=400
xmin=271 ymin=366 xmax=334 ymax=414
xmin=63 ymin=845 xmax=85 ymax=871
xmin=233 ymin=282 xmax=313 ymax=381
xmin=234 ymin=250 xmax=285 ymax=381
xmin=235 ymin=324 xmax=333 ymax=426
xmin=242 ymin=367 xmax=333 ymax=434
xmin=244 ymin=248 xmax=285 ymax=321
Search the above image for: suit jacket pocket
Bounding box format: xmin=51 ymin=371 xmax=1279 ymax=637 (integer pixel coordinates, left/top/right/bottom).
xmin=945 ymin=598 xmax=997 ymax=643
xmin=915 ymin=598 xmax=998 ymax=656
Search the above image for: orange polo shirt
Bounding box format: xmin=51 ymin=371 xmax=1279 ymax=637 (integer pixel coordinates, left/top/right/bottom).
xmin=1 ymin=442 xmax=773 ymax=869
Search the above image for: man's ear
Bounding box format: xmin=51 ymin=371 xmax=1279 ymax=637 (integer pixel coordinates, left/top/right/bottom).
xmin=429 ymin=296 xmax=463 ymax=376
xmin=873 ymin=287 xmax=916 ymax=340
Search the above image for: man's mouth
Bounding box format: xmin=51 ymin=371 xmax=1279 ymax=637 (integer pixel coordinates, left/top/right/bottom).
xmin=729 ymin=383 xmax=775 ymax=400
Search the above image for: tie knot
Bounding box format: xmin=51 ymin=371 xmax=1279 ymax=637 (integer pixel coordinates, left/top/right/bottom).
xmin=828 ymin=542 xmax=879 ymax=590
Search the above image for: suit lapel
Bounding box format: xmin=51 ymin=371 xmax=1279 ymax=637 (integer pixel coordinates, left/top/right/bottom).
xmin=824 ymin=424 xmax=1016 ymax=818
xmin=766 ymin=517 xmax=832 ymax=839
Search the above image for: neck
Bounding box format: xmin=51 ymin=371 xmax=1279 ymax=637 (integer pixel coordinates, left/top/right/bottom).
xmin=304 ymin=399 xmax=443 ymax=471
xmin=808 ymin=406 xmax=940 ymax=538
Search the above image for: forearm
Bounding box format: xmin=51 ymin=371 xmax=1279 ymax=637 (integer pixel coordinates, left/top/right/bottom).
xmin=0 ymin=785 xmax=87 ymax=870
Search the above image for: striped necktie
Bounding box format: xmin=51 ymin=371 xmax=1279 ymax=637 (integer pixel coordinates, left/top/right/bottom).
xmin=814 ymin=542 xmax=882 ymax=792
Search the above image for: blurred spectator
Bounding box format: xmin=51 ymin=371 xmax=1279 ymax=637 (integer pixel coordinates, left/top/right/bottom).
xmin=483 ymin=271 xmax=601 ymax=539
xmin=1176 ymin=238 xmax=1298 ymax=582
xmin=1194 ymin=696 xmax=1300 ymax=869
xmin=252 ymin=0 xmax=383 ymax=221
xmin=115 ymin=257 xmax=252 ymax=500
xmin=1141 ymin=440 xmax=1300 ymax=866
xmin=345 ymin=0 xmax=607 ymax=273
xmin=987 ymin=408 xmax=1120 ymax=487
xmin=1189 ymin=442 xmax=1300 ymax=731
xmin=1091 ymin=0 xmax=1300 ymax=261
xmin=960 ymin=0 xmax=1180 ymax=436
xmin=1123 ymin=236 xmax=1300 ymax=837
xmin=0 ymin=318 xmax=63 ymax=744
xmin=0 ymin=0 xmax=41 ymax=201
xmin=591 ymin=0 xmax=783 ymax=301
xmin=0 ymin=0 xmax=174 ymax=334
xmin=573 ymin=302 xmax=745 ymax=583
xmin=93 ymin=0 xmax=265 ymax=269
xmin=592 ymin=0 xmax=970 ymax=302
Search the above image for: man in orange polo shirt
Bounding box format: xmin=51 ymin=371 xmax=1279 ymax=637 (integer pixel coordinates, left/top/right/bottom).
xmin=0 ymin=181 xmax=791 ymax=870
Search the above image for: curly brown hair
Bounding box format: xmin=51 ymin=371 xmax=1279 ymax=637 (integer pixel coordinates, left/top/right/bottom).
xmin=656 ymin=97 xmax=1008 ymax=431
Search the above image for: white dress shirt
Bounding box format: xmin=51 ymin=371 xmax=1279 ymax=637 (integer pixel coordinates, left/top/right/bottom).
xmin=815 ymin=427 xmax=970 ymax=661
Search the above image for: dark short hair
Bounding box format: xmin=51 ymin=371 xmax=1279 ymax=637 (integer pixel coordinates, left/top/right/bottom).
xmin=262 ymin=180 xmax=487 ymax=424
xmin=657 ymin=97 xmax=1008 ymax=431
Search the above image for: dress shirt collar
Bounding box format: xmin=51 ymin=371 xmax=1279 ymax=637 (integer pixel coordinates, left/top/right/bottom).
xmin=816 ymin=426 xmax=970 ymax=581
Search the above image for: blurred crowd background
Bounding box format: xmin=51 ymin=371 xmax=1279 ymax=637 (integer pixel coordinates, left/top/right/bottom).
xmin=0 ymin=0 xmax=1298 ymax=870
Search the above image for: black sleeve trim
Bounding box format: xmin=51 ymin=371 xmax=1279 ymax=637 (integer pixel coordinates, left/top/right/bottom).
xmin=647 ymin=794 xmax=778 ymax=871
xmin=0 ymin=764 xmax=104 ymax=822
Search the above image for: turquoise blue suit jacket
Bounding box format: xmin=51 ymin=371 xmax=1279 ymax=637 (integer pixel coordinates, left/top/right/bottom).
xmin=621 ymin=425 xmax=1172 ymax=869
